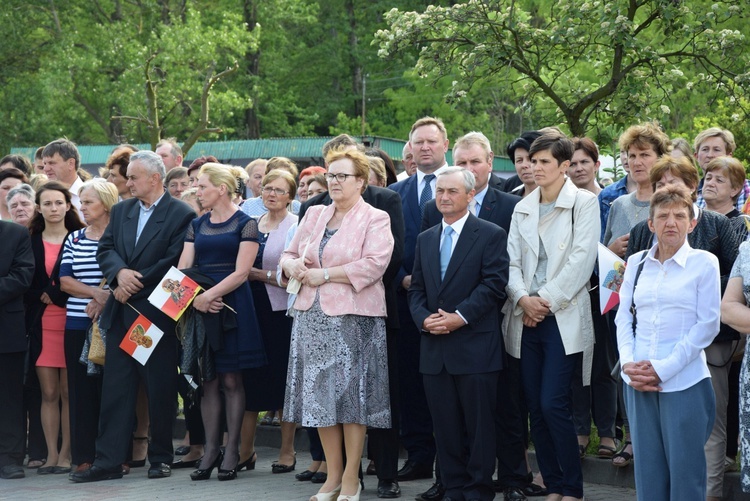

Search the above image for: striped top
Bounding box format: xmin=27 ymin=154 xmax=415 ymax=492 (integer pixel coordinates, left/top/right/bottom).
xmin=60 ymin=229 xmax=106 ymax=330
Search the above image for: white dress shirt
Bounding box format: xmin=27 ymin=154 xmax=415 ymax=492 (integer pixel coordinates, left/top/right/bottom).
xmin=615 ymin=240 xmax=720 ymax=392
xmin=441 ymin=210 xmax=470 ymax=324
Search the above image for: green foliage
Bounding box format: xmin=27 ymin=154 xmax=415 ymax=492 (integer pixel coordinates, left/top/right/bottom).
xmin=375 ymin=0 xmax=750 ymax=140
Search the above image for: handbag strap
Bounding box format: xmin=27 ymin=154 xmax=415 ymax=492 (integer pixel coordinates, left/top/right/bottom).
xmin=629 ymin=253 xmax=647 ymax=337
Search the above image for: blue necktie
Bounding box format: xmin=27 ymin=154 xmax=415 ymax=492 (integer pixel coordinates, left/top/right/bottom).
xmin=419 ymin=174 xmax=436 ymax=217
xmin=440 ymin=226 xmax=454 ymax=280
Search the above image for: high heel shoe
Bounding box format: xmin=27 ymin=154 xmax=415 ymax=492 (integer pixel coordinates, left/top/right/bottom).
xmin=217 ymin=454 xmax=239 ymax=481
xmin=190 ymin=452 xmax=222 ymax=481
xmin=337 ymin=483 xmax=361 ymax=501
xmin=237 ymin=451 xmax=257 ymax=471
xmin=309 ymin=485 xmax=341 ymax=501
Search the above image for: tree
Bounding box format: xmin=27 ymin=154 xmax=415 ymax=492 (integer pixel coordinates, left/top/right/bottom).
xmin=375 ymin=0 xmax=750 ymax=137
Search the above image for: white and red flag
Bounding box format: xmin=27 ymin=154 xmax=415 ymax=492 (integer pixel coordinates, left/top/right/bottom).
xmin=598 ymin=243 xmax=626 ymax=315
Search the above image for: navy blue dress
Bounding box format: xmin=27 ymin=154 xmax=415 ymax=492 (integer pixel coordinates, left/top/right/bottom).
xmin=187 ymin=211 xmax=266 ymax=372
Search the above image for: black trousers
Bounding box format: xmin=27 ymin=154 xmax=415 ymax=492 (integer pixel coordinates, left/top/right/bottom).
xmin=23 ymin=366 xmax=46 ymax=461
xmin=94 ymin=316 xmax=178 ymax=470
xmin=64 ymin=328 xmax=103 ymax=465
xmin=0 ymin=351 xmax=26 ymax=467
xmin=495 ymin=355 xmax=529 ymax=489
xmin=367 ymin=326 xmax=400 ymax=481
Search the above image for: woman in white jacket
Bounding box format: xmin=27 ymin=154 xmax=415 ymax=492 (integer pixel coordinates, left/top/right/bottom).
xmin=502 ymin=132 xmax=599 ymax=501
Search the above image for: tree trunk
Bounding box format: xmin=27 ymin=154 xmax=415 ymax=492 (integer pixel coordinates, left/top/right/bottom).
xmin=243 ymin=0 xmax=261 ymax=139
xmin=346 ymin=0 xmax=361 ymax=117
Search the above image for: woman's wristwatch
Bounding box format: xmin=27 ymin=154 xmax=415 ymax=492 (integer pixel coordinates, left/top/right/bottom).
xmin=324 ymin=268 xmax=330 ymax=283
xmin=266 ymin=270 xmax=273 ymax=283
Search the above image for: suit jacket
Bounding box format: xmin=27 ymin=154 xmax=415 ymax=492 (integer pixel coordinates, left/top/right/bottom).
xmin=299 ymin=185 xmax=405 ymax=329
xmin=388 ymin=174 xmax=423 ymax=286
xmin=421 ymin=186 xmax=521 ymax=234
xmin=409 ymin=213 xmax=509 ymax=375
xmin=97 ymin=192 xmax=195 ymax=335
xmin=488 ymin=173 xmax=506 ymax=192
xmin=0 ymin=222 xmax=34 ymax=353
xmin=281 ymin=198 xmax=394 ymax=317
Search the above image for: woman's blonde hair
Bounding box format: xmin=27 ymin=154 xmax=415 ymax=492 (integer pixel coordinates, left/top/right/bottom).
xmin=199 ymin=163 xmax=246 ymax=197
xmin=79 ymin=178 xmax=119 ymax=212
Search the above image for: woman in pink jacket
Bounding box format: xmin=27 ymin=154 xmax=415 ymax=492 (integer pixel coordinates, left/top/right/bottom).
xmin=281 ymin=147 xmax=394 ymax=501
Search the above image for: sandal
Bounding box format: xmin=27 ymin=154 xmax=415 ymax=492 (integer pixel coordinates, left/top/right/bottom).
xmin=597 ymin=444 xmax=617 ymax=459
xmin=612 ymin=441 xmax=633 ymax=467
xmin=260 ymin=413 xmax=273 ymax=426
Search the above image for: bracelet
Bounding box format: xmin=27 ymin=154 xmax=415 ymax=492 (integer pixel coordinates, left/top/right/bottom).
xmin=266 ymin=270 xmax=273 ymax=283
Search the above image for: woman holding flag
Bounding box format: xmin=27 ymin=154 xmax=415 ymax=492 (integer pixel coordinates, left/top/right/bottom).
xmin=178 ymin=163 xmax=266 ymax=481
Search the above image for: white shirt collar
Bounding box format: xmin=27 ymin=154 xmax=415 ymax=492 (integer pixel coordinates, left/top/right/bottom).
xmin=442 ymin=209 xmax=470 ymax=237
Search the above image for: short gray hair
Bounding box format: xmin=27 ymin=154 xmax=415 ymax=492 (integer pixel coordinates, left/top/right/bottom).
xmin=130 ymin=150 xmax=166 ymax=180
xmin=438 ymin=166 xmax=475 ymax=193
xmin=7 ymin=183 xmax=35 ymax=206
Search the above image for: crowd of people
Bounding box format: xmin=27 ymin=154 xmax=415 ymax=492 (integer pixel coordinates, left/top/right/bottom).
xmin=1 ymin=119 xmax=750 ymax=501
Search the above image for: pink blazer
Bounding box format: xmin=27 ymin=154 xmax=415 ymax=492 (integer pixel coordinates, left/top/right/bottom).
xmin=280 ymin=197 xmax=394 ymax=317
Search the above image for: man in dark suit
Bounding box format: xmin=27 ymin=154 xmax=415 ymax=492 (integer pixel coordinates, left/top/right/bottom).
xmin=389 ymin=117 xmax=450 ymax=487
xmin=409 ymin=167 xmax=509 ymax=501
xmin=71 ymin=151 xmax=195 ymax=483
xmin=300 ymin=144 xmax=405 ymax=498
xmin=0 ymin=221 xmax=34 ymax=479
xmin=422 ymin=134 xmax=528 ymax=500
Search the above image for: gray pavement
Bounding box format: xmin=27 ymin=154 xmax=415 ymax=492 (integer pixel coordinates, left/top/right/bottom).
xmin=0 ymin=443 xmax=637 ymax=501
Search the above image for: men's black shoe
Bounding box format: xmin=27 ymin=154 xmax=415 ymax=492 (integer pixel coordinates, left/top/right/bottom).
xmin=415 ymin=481 xmax=445 ymax=501
xmin=377 ymin=479 xmax=401 ymax=498
xmin=147 ymin=462 xmax=171 ymax=479
xmin=0 ymin=465 xmax=25 ymax=479
xmin=521 ymin=482 xmax=547 ymax=497
xmin=69 ymin=464 xmax=123 ymax=483
xmin=397 ymin=460 xmax=432 ymax=481
xmin=504 ymin=486 xmax=526 ymax=500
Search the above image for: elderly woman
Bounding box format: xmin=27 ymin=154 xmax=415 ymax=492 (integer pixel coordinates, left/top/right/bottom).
xmin=721 ymin=241 xmax=750 ymax=494
xmin=59 ymin=179 xmax=118 ymax=470
xmin=503 ymin=133 xmax=599 ymax=501
xmin=281 ymin=147 xmax=394 ymax=501
xmin=306 ymin=174 xmax=328 ymax=200
xmin=617 ymin=185 xmax=719 ymax=500
xmin=240 ymin=170 xmax=298 ymax=473
xmin=603 ymin=122 xmax=671 ymax=258
xmin=178 ymin=164 xmax=266 ymax=481
xmin=8 ymin=183 xmax=36 ymax=227
xmin=703 ymin=156 xmax=746 ymax=218
xmin=626 ymin=155 xmax=742 ymax=501
xmin=0 ymin=168 xmax=29 ymax=220
xmin=26 ymin=182 xmax=86 ymax=474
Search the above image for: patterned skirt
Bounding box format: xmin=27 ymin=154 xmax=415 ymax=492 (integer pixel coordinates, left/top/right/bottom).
xmin=283 ymin=296 xmax=391 ymax=428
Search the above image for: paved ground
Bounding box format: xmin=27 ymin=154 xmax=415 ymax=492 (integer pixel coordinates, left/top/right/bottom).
xmin=0 ymin=444 xmax=637 ymax=501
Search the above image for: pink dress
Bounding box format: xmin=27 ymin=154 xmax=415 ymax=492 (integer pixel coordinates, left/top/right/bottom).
xmin=36 ymin=240 xmax=66 ymax=368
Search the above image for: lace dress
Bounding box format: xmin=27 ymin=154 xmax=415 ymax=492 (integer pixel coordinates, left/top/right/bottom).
xmin=283 ymin=228 xmax=391 ymax=428
xmin=732 ymin=242 xmax=750 ymax=492
xmin=187 ymin=211 xmax=266 ymax=372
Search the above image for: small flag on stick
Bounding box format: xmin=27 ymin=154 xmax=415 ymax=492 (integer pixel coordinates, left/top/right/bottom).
xmin=148 ymin=267 xmax=201 ymax=321
xmin=120 ymin=314 xmax=164 ymax=365
xmin=598 ymin=243 xmax=626 ymax=314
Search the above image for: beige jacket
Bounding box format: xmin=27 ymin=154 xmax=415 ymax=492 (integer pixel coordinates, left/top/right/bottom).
xmin=502 ymin=178 xmax=599 ymax=384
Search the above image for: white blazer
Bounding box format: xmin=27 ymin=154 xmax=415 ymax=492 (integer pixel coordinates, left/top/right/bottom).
xmin=502 ymin=178 xmax=600 ymax=384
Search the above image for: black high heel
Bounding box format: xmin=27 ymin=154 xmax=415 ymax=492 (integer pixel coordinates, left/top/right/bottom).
xmin=190 ymin=452 xmax=222 ymax=481
xmin=218 ymin=454 xmax=239 ymax=481
xmin=237 ymin=451 xmax=257 ymax=471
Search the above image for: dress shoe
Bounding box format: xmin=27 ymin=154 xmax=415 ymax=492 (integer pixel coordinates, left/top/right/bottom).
xmin=53 ymin=465 xmax=72 ymax=474
xmin=366 ymin=460 xmax=377 ymax=475
xmin=37 ymin=466 xmax=56 ymax=475
xmin=217 ymin=467 xmax=237 ymax=481
xmin=521 ymin=483 xmax=546 ymax=497
xmin=0 ymin=465 xmax=25 ymax=479
xmin=311 ymin=471 xmax=328 ymax=483
xmin=121 ymin=464 xmax=130 ymax=475
xmin=296 ymin=469 xmax=317 ymax=481
xmin=69 ymin=464 xmax=123 ymax=483
xmin=191 ymin=452 xmax=222 ymax=481
xmin=147 ymin=462 xmax=171 ymax=479
xmin=377 ymin=479 xmax=401 ymax=498
xmin=337 ymin=482 xmax=361 ymax=501
xmin=504 ymin=487 xmax=526 ymax=500
xmin=416 ymin=481 xmax=445 ymax=501
xmin=237 ymin=451 xmax=257 ymax=471
xmin=272 ymin=458 xmax=296 ymax=473
xmin=397 ymin=460 xmax=432 ymax=481
xmin=309 ymin=484 xmax=341 ymax=501
xmin=171 ymin=458 xmax=199 ymax=469
xmin=174 ymin=445 xmax=191 ymax=456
